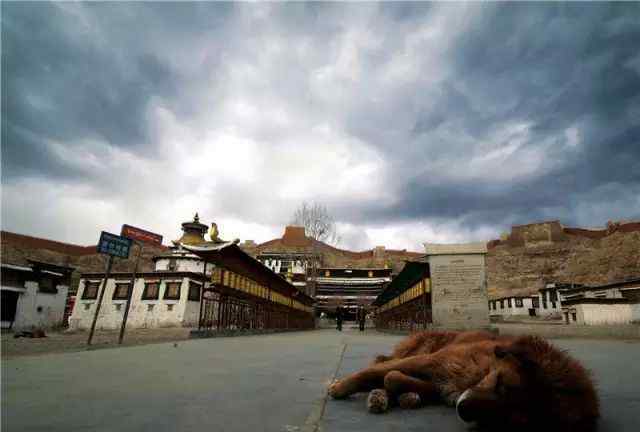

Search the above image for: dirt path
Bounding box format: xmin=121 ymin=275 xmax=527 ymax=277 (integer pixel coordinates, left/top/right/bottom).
xmin=1 ymin=327 xmax=192 ymax=358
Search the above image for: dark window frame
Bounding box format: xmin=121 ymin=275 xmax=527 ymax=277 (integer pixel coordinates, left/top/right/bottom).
xmin=163 ymin=281 xmax=181 ymax=300
xmin=549 ymin=290 xmax=558 ymax=302
xmin=82 ymin=281 xmax=100 ymax=300
xmin=188 ymin=281 xmax=201 ymax=301
xmin=112 ymin=282 xmax=131 ymax=300
xmin=515 ymin=298 xmax=523 ymax=308
xmin=38 ymin=276 xmax=59 ymax=294
xmin=532 ymin=297 xmax=540 ymax=308
xmin=142 ymin=282 xmax=160 ymax=300
xmin=508 ymin=298 xmax=512 ymax=308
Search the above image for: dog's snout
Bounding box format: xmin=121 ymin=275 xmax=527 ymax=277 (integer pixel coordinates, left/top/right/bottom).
xmin=456 ymin=390 xmax=476 ymax=423
xmin=456 ymin=388 xmax=500 ymax=424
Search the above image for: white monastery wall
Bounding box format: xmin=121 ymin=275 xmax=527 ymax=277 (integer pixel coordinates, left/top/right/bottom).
xmin=10 ymin=282 xmax=68 ymax=330
xmin=70 ymin=277 xmax=198 ymax=330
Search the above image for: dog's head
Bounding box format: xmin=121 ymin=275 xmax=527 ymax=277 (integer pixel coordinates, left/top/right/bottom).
xmin=455 ymin=336 xmax=599 ymax=431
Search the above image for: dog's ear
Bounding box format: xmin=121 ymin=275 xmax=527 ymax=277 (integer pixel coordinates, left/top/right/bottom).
xmin=506 ymin=337 xmax=540 ymax=371
xmin=494 ymin=339 xmax=538 ymax=370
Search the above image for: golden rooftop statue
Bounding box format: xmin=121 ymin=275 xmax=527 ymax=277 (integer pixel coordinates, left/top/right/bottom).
xmin=209 ymin=223 xmax=220 ymax=242
xmin=172 ymin=213 xmax=239 ymax=247
xmin=172 ymin=213 xmax=209 ymax=246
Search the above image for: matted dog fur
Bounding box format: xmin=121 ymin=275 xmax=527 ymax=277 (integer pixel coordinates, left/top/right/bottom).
xmin=328 ymin=330 xmax=599 ymax=431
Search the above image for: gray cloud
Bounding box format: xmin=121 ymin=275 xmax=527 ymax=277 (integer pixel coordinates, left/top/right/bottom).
xmin=1 ymin=1 xmax=639 ymax=249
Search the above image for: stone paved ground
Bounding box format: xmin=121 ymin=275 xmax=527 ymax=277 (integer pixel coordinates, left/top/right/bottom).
xmin=2 ymin=328 xmax=639 ymax=432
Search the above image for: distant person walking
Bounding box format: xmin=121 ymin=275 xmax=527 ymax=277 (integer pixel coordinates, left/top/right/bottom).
xmin=335 ymin=306 xmax=343 ymax=331
xmin=357 ymin=306 xmax=366 ymax=332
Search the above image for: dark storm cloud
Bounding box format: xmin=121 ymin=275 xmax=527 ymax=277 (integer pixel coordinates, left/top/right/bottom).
xmin=1 ymin=2 xmax=232 ymax=181
xmin=348 ymin=2 xmax=640 ymax=231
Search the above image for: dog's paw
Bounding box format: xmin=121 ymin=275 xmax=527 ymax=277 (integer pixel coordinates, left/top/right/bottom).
xmin=328 ymin=380 xmax=348 ymax=399
xmin=397 ymin=392 xmax=421 ymax=409
xmin=367 ymin=389 xmax=389 ymax=414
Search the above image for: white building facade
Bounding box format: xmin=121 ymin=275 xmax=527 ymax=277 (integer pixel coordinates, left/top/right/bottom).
xmin=560 ymin=279 xmax=640 ymax=325
xmin=1 ymin=262 xmax=72 ymax=331
xmin=489 ymin=296 xmax=537 ymax=318
xmin=69 ymin=214 xmax=213 ymax=331
xmin=69 ymin=271 xmax=206 ymax=330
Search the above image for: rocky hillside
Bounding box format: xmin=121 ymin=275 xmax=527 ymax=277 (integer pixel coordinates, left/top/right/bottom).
xmin=486 ymin=220 xmax=640 ymax=298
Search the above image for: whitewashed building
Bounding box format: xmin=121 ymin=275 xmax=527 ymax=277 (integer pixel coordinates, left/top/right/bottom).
xmin=1 ymin=261 xmax=72 ymax=330
xmin=560 ymin=278 xmax=640 ymax=325
xmin=69 ymin=215 xmax=214 ymax=331
xmin=536 ymin=283 xmax=565 ymax=317
xmin=489 ymin=295 xmax=538 ymax=318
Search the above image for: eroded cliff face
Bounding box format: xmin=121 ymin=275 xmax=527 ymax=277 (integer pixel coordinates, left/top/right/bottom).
xmin=487 ymin=221 xmax=640 ymax=298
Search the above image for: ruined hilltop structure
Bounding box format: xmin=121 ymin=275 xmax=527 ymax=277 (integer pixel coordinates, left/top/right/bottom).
xmin=486 ymin=220 xmax=640 ymax=298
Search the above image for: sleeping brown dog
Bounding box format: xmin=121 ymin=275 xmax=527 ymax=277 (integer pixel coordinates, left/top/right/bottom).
xmin=328 ymin=331 xmax=599 ymax=431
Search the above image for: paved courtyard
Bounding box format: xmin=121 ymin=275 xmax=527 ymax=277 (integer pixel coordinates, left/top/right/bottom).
xmin=2 ymin=328 xmax=639 ymax=431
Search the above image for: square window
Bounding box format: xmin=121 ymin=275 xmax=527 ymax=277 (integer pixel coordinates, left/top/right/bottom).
xmin=167 ymin=304 xmax=174 ymax=311
xmin=188 ymin=282 xmax=201 ymax=301
xmin=147 ymin=304 xmax=155 ymax=312
xmin=515 ymin=298 xmax=523 ymax=308
xmin=167 ymin=259 xmax=177 ymax=271
xmin=113 ymin=283 xmax=131 ymax=300
xmin=39 ymin=277 xmax=58 ymax=294
xmin=142 ymin=282 xmax=160 ymax=300
xmin=164 ymin=282 xmax=181 ymax=300
xmin=82 ymin=282 xmax=100 ymax=300
xmin=84 ymin=303 xmax=91 ymax=311
xmin=115 ymin=303 xmax=122 ymax=311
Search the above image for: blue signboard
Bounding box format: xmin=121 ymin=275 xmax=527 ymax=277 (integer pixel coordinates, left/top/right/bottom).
xmin=97 ymin=231 xmax=133 ymax=258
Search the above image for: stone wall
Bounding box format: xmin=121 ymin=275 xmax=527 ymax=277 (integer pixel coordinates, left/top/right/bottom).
xmin=426 ymin=243 xmax=490 ymax=329
xmin=487 ymin=220 xmax=640 ymax=298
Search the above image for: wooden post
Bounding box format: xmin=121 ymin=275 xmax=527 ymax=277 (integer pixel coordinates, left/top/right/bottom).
xmin=421 ymin=277 xmax=428 ymax=330
xmin=197 ymin=261 xmax=207 ymax=331
xmin=87 ymin=255 xmax=114 ymax=346
xmin=118 ymin=242 xmax=142 ymax=344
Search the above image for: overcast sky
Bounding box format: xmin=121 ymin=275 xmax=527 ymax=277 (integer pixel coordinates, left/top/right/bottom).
xmin=2 ymin=2 xmax=639 ymax=251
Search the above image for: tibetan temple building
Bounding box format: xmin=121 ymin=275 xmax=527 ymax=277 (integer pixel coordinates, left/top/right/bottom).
xmin=314 ymin=267 xmax=392 ymax=320
xmin=69 ymin=215 xmax=314 ymax=331
xmin=373 ymin=261 xmax=431 ymax=331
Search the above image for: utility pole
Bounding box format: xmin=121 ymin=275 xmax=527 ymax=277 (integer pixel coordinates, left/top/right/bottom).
xmin=118 ymin=241 xmax=143 ymax=344
xmin=197 ymin=261 xmax=208 ymax=331
xmin=87 ymin=255 xmax=114 ymax=346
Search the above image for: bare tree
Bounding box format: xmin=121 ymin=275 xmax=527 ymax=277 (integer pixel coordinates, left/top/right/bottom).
xmin=290 ymin=202 xmax=341 ymax=300
xmin=290 ymin=201 xmax=341 ymax=246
